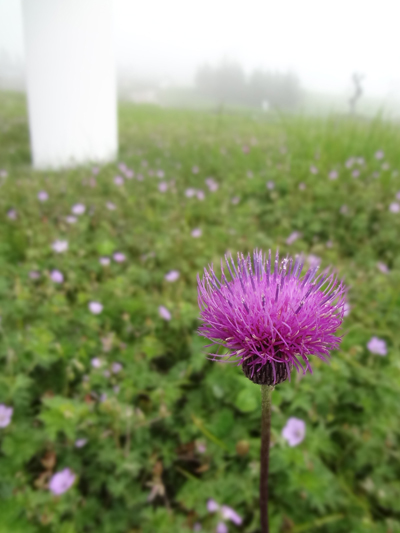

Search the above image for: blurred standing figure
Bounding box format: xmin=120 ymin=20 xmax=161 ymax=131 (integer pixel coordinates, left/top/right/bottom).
xmin=349 ymin=72 xmax=364 ymax=115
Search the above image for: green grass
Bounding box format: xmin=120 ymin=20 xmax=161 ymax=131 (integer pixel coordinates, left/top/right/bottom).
xmin=0 ymin=90 xmax=400 ymax=533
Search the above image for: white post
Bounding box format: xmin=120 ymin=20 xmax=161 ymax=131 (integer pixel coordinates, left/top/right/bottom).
xmin=21 ymin=0 xmax=118 ymax=170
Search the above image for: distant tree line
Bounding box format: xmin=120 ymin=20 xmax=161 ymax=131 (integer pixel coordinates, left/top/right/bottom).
xmin=195 ymin=61 xmax=302 ymax=110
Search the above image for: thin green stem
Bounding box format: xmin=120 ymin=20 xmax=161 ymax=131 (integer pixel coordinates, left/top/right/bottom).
xmin=260 ymin=385 xmax=274 ymax=533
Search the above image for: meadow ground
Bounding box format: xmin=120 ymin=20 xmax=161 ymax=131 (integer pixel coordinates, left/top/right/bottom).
xmin=0 ymin=91 xmax=400 ymax=533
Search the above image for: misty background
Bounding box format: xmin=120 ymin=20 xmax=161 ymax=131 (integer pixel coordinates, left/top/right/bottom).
xmin=1 ymin=0 xmax=400 ymax=116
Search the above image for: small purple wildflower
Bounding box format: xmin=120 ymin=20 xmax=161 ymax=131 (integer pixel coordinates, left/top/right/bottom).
xmin=193 ymin=523 xmax=202 ymax=532
xmin=396 ymin=191 xmax=400 ymax=201
xmin=367 ymin=336 xmax=387 ymax=356
xmin=89 ymin=301 xmax=103 ymax=315
xmin=112 ymin=362 xmax=123 ymax=374
xmin=65 ymin=215 xmax=77 ymax=224
xmin=231 ymin=196 xmax=240 ymax=205
xmin=75 ymin=438 xmax=88 ymax=448
xmin=207 ymin=499 xmax=220 ymax=512
xmin=216 ymin=523 xmax=228 ymax=533
xmin=165 ymin=270 xmax=180 ymax=282
xmin=185 ymin=188 xmax=196 ymax=198
xmin=118 ymin=162 xmax=127 ymax=172
xmin=307 ymin=254 xmax=321 ymax=268
xmin=50 ymin=270 xmax=64 ymax=284
xmin=125 ymin=168 xmax=134 ymax=179
xmin=52 ymin=240 xmax=68 ymax=253
xmin=345 ymin=157 xmax=355 ymax=168
xmin=191 ymin=228 xmax=202 ymax=238
xmin=106 ymin=201 xmax=116 ymax=211
xmin=266 ymin=180 xmax=275 ymax=190
xmin=375 ymin=150 xmax=384 ymax=160
xmin=196 ymin=190 xmax=205 ymax=201
xmin=113 ymin=252 xmax=126 ymax=263
xmin=207 ymin=499 xmax=242 ymax=531
xmin=343 ymin=301 xmax=351 ymax=317
xmin=309 ymin=165 xmax=318 ymax=175
xmin=38 ymin=190 xmax=49 ymax=202
xmin=114 ymin=175 xmax=124 ymax=186
xmin=99 ymin=257 xmax=110 ymax=266
xmin=92 ymin=166 xmax=100 ymax=175
xmin=221 ymin=506 xmax=242 ymax=526
xmin=0 ymin=405 xmax=13 ymax=428
xmin=158 ymin=181 xmax=168 ymax=192
xmin=328 ymin=170 xmax=338 ymax=180
xmin=377 ymin=262 xmax=389 ymax=274
xmin=157 ymin=169 xmax=165 ymax=178
xmin=137 ymin=173 xmax=144 ymax=181
xmin=103 ymin=370 xmax=111 ymax=378
xmin=286 ymin=231 xmax=301 ymax=245
xmin=7 ymin=209 xmax=17 ymax=220
xmin=29 ymin=270 xmax=40 ymax=280
xmin=205 ymin=177 xmax=219 ymax=192
xmin=352 ymin=169 xmax=360 ymax=178
xmin=49 ymin=468 xmax=75 ymax=495
xmin=91 ymin=357 xmax=102 ymax=368
xmin=282 ymin=417 xmax=306 ymax=446
xmin=71 ymin=203 xmax=85 ymax=215
xmin=197 ymin=250 xmax=346 ymax=382
xmin=159 ymin=305 xmax=171 ymax=321
xmin=196 ymin=441 xmax=206 ymax=454
xmin=389 ymin=202 xmax=400 ymax=213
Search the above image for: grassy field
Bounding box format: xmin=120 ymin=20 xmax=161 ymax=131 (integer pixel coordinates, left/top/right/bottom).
xmin=1 ymin=91 xmax=400 ymax=533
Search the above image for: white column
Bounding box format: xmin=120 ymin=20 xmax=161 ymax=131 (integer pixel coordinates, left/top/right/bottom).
xmin=22 ymin=0 xmax=118 ymax=170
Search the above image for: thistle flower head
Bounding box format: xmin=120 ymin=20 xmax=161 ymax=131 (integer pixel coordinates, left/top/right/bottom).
xmin=197 ymin=249 xmax=346 ymax=385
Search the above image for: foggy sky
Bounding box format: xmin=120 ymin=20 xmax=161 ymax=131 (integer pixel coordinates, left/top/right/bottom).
xmin=1 ymin=0 xmax=399 ymax=98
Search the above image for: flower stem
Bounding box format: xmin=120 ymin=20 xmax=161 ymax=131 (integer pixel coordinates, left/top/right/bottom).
xmin=260 ymin=384 xmax=274 ymax=533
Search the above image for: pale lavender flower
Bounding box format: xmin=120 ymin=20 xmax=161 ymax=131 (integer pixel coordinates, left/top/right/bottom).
xmin=389 ymin=202 xmax=400 ymax=213
xmin=221 ymin=506 xmax=242 ymax=526
xmin=0 ymin=405 xmax=13 ymax=428
xmin=165 ymin=270 xmax=180 ymax=282
xmin=52 ymin=240 xmax=68 ymax=253
xmin=38 ymin=190 xmax=49 ymax=202
xmin=158 ymin=181 xmax=168 ymax=192
xmin=125 ymin=169 xmax=134 ymax=179
xmin=113 ymin=252 xmax=126 ymax=263
xmin=106 ymin=202 xmax=116 ymax=211
xmin=375 ymin=150 xmax=384 ymax=160
xmin=205 ymin=177 xmax=219 ymax=192
xmin=100 ymin=393 xmax=107 ymax=402
xmin=99 ymin=257 xmax=110 ymax=266
xmin=396 ymin=191 xmax=400 ymax=200
xmin=196 ymin=190 xmax=205 ymax=201
xmin=191 ymin=228 xmax=202 ymax=238
xmin=88 ymin=301 xmax=103 ymax=315
xmin=192 ymin=165 xmax=200 ymax=174
xmin=65 ymin=216 xmax=77 ymax=224
xmin=193 ymin=523 xmax=202 ymax=532
xmin=286 ymin=231 xmax=301 ymax=245
xmin=0 ymin=169 xmax=8 ymax=178
xmin=216 ymin=523 xmax=228 ymax=533
xmin=352 ymin=169 xmax=360 ymax=178
xmin=377 ymin=262 xmax=389 ymax=274
xmin=196 ymin=441 xmax=206 ymax=454
xmin=112 ymin=362 xmax=123 ymax=374
xmin=29 ymin=270 xmax=40 ymax=280
xmin=49 ymin=468 xmax=75 ymax=495
xmin=113 ymin=385 xmax=120 ymax=394
xmin=307 ymin=254 xmax=321 ymax=268
xmin=282 ymin=417 xmax=306 ymax=446
xmin=310 ymin=165 xmax=318 ymax=175
xmin=137 ymin=173 xmax=144 ymax=181
xmin=71 ymin=203 xmax=86 ymax=215
xmin=50 ymin=270 xmax=64 ymax=283
xmin=114 ymin=175 xmax=124 ymax=186
xmin=92 ymin=166 xmax=100 ymax=175
xmin=343 ymin=302 xmax=351 ymax=317
xmin=266 ymin=180 xmax=275 ymax=190
xmin=207 ymin=500 xmax=220 ymax=513
xmin=231 ymin=196 xmax=240 ymax=205
xmin=91 ymin=357 xmax=102 ymax=368
xmin=7 ymin=209 xmax=17 ymax=220
xmin=345 ymin=157 xmax=355 ymax=168
xmin=298 ymin=182 xmax=306 ymax=190
xmin=75 ymin=438 xmax=88 ymax=448
xmin=328 ymin=170 xmax=338 ymax=180
xmin=185 ymin=188 xmax=196 ymax=198
xmin=367 ymin=336 xmax=387 ymax=356
xmin=157 ymin=169 xmax=165 ymax=178
xmin=103 ymin=370 xmax=111 ymax=378
xmin=158 ymin=305 xmax=172 ymax=321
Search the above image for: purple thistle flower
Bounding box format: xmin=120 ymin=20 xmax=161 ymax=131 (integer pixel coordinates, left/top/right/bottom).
xmin=266 ymin=180 xmax=275 ymax=190
xmin=367 ymin=336 xmax=387 ymax=356
xmin=91 ymin=357 xmax=102 ymax=368
xmin=158 ymin=181 xmax=168 ymax=192
xmin=114 ymin=175 xmax=124 ymax=186
xmin=196 ymin=190 xmax=205 ymax=201
xmin=71 ymin=203 xmax=85 ymax=215
xmin=38 ymin=190 xmax=49 ymax=202
xmin=113 ymin=252 xmax=126 ymax=263
xmin=352 ymin=169 xmax=360 ymax=178
xmin=7 ymin=208 xmax=17 ymax=220
xmin=49 ymin=468 xmax=76 ymax=495
xmin=205 ymin=177 xmax=219 ymax=192
xmin=375 ymin=150 xmax=384 ymax=160
xmin=29 ymin=270 xmax=40 ymax=280
xmin=65 ymin=215 xmax=77 ymax=224
xmin=309 ymin=165 xmax=318 ymax=175
xmin=197 ymin=250 xmax=346 ymax=384
xmin=191 ymin=228 xmax=202 ymax=238
xmin=328 ymin=170 xmax=338 ymax=180
xmin=207 ymin=499 xmax=220 ymax=512
xmin=0 ymin=405 xmax=13 ymax=428
xmin=221 ymin=505 xmax=242 ymax=526
xmin=282 ymin=417 xmax=306 ymax=446
xmin=99 ymin=257 xmax=110 ymax=266
xmin=286 ymin=231 xmax=301 ymax=245
xmin=106 ymin=201 xmax=116 ymax=211
xmin=52 ymin=240 xmax=68 ymax=253
xmin=112 ymin=362 xmax=123 ymax=374
xmin=216 ymin=523 xmax=228 ymax=533
xmin=389 ymin=202 xmax=400 ymax=213
xmin=185 ymin=188 xmax=196 ymax=198
xmin=75 ymin=438 xmax=88 ymax=448
xmin=377 ymin=261 xmax=389 ymax=274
